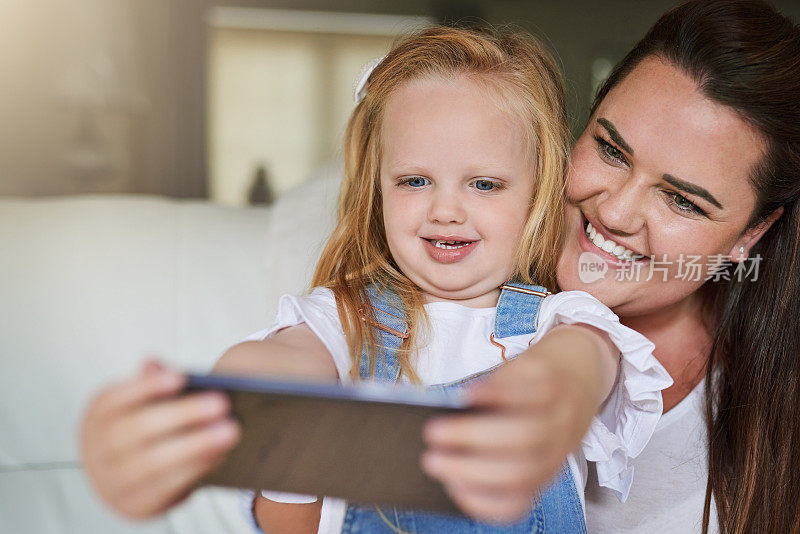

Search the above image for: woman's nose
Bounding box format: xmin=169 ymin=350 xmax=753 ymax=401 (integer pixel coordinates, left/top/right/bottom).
xmin=595 ymin=178 xmax=647 ymax=236
xmin=427 ymin=188 xmax=467 ymax=225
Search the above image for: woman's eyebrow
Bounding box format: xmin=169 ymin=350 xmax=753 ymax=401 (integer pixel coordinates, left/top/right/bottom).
xmin=663 ymin=173 xmax=723 ymax=209
xmin=597 ymin=118 xmax=634 ymax=155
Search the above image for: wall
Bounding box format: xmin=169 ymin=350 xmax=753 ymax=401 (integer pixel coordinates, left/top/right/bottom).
xmin=2 ymin=0 xmax=799 ymax=199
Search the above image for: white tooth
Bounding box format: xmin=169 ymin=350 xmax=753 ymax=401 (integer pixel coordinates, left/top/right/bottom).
xmin=586 ymin=222 xmax=593 ymax=233
xmin=433 ymin=239 xmax=468 ymax=250
xmin=633 ymin=253 xmax=645 ymax=260
xmin=613 ymin=245 xmax=625 ymax=256
xmin=622 ymin=249 xmax=633 ymax=260
xmin=589 ymin=227 xmax=596 ymax=239
xmin=601 ymin=240 xmax=616 ymax=253
xmin=592 ymin=234 xmax=605 ymax=248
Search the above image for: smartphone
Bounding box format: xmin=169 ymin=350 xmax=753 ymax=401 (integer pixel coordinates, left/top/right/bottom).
xmin=186 ymin=373 xmax=471 ymax=512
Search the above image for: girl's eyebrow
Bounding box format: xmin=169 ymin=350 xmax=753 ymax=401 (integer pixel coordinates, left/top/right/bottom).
xmin=597 ymin=118 xmax=634 ymax=156
xmin=663 ymin=173 xmax=723 ymax=209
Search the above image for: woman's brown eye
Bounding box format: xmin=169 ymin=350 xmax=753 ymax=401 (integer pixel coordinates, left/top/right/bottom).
xmin=674 ymin=194 xmax=692 ymax=209
xmin=604 ymin=144 xmax=623 ymax=160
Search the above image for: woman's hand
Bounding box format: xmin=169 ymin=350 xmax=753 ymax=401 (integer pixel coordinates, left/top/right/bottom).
xmin=420 ymin=324 xmax=618 ymax=524
xmin=80 ymin=360 xmax=241 ymax=519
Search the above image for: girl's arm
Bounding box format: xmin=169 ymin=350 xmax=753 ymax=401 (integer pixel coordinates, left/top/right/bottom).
xmin=420 ymin=324 xmax=619 ymax=523
xmin=214 ymin=323 xmax=337 ymax=380
xmin=253 ymin=496 xmax=322 ymax=534
xmin=213 ymin=323 xmax=334 ymax=534
xmin=80 ymin=323 xmax=335 ymax=529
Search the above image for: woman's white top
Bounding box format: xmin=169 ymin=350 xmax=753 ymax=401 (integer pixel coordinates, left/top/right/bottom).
xmin=584 ymin=378 xmax=719 ymax=533
xmin=239 ymin=287 xmax=673 ymax=533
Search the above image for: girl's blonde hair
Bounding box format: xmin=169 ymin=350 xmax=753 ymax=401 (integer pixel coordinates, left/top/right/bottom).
xmin=311 ymin=26 xmax=569 ymax=383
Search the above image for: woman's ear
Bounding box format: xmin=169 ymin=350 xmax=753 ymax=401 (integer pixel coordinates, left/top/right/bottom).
xmin=729 ymin=206 xmax=784 ymax=263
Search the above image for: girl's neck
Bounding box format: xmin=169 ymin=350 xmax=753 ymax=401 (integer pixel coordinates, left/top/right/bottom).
xmin=422 ymin=287 xmax=501 ymax=308
xmin=619 ymin=295 xmax=712 ymax=412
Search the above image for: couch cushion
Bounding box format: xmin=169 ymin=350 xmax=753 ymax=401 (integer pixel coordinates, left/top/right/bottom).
xmin=0 ymin=170 xmax=339 ymax=531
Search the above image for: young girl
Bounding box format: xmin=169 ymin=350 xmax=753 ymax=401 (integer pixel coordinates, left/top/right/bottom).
xmin=81 ymin=27 xmax=672 ymax=533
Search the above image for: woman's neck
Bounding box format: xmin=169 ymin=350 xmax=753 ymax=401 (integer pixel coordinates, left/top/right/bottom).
xmin=619 ymin=296 xmax=712 ymax=412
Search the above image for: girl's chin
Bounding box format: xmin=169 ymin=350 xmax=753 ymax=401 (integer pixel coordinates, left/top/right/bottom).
xmin=420 ymin=285 xmax=502 ymax=307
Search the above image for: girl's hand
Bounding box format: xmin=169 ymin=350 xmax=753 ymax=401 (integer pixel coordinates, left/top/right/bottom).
xmin=420 ymin=325 xmax=618 ymax=524
xmin=80 ymin=360 xmax=241 ymax=519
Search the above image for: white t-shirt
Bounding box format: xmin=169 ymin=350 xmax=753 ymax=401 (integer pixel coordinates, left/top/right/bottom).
xmin=240 ymin=287 xmax=673 ymax=533
xmin=584 ymin=378 xmax=718 ymax=533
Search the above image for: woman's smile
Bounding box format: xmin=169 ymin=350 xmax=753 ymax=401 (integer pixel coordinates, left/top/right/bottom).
xmin=579 ymin=213 xmax=649 ymax=266
xmin=558 ymin=58 xmax=764 ymax=315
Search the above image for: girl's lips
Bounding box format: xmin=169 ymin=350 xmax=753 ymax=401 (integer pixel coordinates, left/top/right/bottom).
xmin=578 ymin=216 xmax=650 ymax=268
xmin=421 ymin=238 xmax=478 ymax=264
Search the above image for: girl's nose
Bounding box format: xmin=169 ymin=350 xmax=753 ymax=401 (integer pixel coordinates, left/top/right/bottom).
xmin=595 ymin=177 xmax=647 ymax=236
xmin=427 ymin=189 xmax=467 ymax=225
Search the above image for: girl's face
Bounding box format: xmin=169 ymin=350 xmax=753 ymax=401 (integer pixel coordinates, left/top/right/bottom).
xmin=380 ymin=76 xmax=535 ymax=308
xmin=557 ymin=57 xmax=774 ymax=318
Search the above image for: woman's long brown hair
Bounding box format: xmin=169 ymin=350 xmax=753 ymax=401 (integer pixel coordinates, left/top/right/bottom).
xmin=311 ymin=26 xmax=569 ymax=383
xmin=591 ymin=1 xmax=800 ymax=531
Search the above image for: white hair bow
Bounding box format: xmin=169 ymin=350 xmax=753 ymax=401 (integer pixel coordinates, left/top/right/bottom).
xmin=353 ymin=55 xmax=386 ymax=103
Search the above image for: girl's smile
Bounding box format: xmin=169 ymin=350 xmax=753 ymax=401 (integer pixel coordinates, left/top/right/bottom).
xmin=379 ymin=75 xmax=536 ymax=308
xmin=421 ymin=235 xmax=479 ymax=264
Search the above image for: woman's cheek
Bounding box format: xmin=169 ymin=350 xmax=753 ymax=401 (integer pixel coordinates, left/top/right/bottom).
xmin=566 ymin=147 xmax=603 ymax=202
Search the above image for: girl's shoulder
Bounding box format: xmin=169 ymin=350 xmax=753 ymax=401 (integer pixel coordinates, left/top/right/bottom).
xmin=303 ymin=286 xmax=338 ymax=307
xmin=280 ymin=286 xmax=341 ymax=330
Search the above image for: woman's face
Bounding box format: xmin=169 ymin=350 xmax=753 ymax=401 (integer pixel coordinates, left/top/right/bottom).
xmin=557 ymin=57 xmax=773 ymax=318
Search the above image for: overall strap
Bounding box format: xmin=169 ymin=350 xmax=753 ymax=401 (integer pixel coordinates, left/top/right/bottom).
xmin=358 ymin=283 xmax=408 ymax=382
xmin=493 ymin=281 xmax=551 ymax=338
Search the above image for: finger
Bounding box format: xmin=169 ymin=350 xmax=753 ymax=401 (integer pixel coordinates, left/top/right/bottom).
xmin=91 ymin=367 xmax=186 ymax=420
xmin=106 ymin=391 xmax=232 ymax=458
xmin=120 ymin=444 xmax=229 ymax=519
xmin=141 ymin=358 xmax=166 ymax=376
xmin=442 ymin=480 xmax=535 ymax=525
xmin=121 ymin=418 xmax=240 ymax=495
xmin=421 ymin=448 xmax=556 ymax=495
xmin=423 ymin=413 xmax=549 ymax=453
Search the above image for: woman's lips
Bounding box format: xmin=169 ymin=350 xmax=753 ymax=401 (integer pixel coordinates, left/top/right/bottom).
xmin=421 ymin=238 xmax=478 ymax=264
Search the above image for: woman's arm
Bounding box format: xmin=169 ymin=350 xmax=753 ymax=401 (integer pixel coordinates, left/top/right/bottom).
xmin=81 ymin=323 xmax=336 ymax=528
xmin=420 ymin=324 xmax=619 ymax=523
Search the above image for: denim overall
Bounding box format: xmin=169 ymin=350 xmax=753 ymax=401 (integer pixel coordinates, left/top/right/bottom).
xmin=341 ymin=282 xmax=587 ymax=534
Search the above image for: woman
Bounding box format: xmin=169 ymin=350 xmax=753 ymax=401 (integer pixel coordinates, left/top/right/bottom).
xmin=428 ymin=0 xmax=800 ymax=532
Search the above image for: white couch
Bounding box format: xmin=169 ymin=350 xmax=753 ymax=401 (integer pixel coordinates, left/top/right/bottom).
xmin=0 ymin=171 xmax=340 ymax=533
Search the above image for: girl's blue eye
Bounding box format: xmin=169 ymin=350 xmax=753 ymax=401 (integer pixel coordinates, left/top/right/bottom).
xmin=473 ymin=179 xmax=497 ymax=191
xmin=404 ymin=176 xmax=429 ymax=187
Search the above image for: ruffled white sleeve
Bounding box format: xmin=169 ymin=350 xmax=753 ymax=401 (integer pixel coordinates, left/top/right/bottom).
xmin=235 ymin=286 xmax=352 ymax=507
xmin=536 ymin=290 xmax=673 ymax=502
